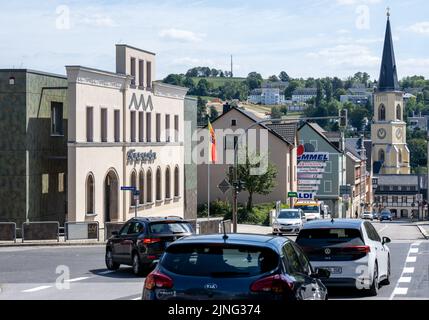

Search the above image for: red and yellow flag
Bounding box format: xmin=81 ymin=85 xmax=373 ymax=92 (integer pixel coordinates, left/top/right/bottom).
xmin=208 ymin=120 xmax=216 ymax=163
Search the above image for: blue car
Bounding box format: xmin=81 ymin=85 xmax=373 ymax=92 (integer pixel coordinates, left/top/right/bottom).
xmin=379 ymin=210 xmax=393 ymax=222
xmin=142 ymin=233 xmax=329 ymax=300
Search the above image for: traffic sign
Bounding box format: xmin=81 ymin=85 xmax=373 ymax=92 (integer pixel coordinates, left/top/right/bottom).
xmin=288 ymin=192 xmax=298 ymax=198
xmin=121 ymin=186 xmax=136 ymax=191
xmin=218 ymin=179 xmax=231 ymax=194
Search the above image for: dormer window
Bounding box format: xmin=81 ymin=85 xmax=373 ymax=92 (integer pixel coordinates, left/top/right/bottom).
xmin=9 ymin=77 xmax=15 ymax=85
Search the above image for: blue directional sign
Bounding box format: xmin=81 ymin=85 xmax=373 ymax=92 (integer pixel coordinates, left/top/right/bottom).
xmin=121 ymin=186 xmax=136 ymax=191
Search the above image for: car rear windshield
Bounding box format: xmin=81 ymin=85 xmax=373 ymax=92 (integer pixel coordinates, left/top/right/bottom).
xmin=298 ymin=206 xmax=319 ymax=213
xmin=149 ymin=222 xmax=193 ymax=234
xmin=161 ymin=244 xmax=279 ymax=277
xmin=278 ymin=210 xmax=300 ymax=219
xmin=296 ymin=228 xmax=364 ymax=246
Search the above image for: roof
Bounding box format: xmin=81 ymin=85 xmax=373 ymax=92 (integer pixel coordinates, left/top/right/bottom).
xmin=115 ymin=44 xmax=156 ymax=56
xmin=301 ymin=219 xmax=364 ymax=230
xmin=377 ymin=16 xmax=400 ymax=92
xmin=345 ymin=138 xmax=366 ymax=160
xmin=298 ymin=122 xmax=342 ymax=153
xmin=364 ymin=140 xmax=372 ymax=172
xmin=293 ymin=88 xmax=318 ymax=95
xmin=266 ymin=123 xmax=297 ymax=145
xmin=0 ymin=69 xmax=67 ymax=79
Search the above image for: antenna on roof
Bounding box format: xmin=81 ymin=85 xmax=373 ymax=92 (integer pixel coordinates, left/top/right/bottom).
xmin=222 ymin=220 xmax=229 ymax=241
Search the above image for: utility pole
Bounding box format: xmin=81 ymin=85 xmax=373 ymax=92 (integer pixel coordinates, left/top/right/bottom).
xmin=230 ymin=55 xmax=233 ymax=78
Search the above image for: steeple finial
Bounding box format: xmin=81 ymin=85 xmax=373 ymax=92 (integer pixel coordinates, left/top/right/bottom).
xmin=386 ymin=7 xmax=390 ymax=19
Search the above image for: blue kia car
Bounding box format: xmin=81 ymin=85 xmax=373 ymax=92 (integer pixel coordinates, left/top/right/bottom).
xmin=142 ymin=233 xmax=329 ymax=300
xmin=379 ymin=210 xmax=393 ymax=222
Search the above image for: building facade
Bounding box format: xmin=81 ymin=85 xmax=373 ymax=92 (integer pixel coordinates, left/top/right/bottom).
xmin=0 ymin=70 xmax=68 ymax=225
xmin=292 ymin=88 xmax=318 ymax=103
xmin=248 ymin=88 xmax=286 ymax=105
xmin=66 ymin=45 xmax=189 ymax=226
xmin=371 ymin=14 xmax=410 ymax=175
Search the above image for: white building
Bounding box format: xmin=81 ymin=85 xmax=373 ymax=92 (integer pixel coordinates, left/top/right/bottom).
xmin=292 ymin=88 xmax=318 ymax=103
xmin=66 ymin=45 xmax=189 ymax=226
xmin=248 ymin=88 xmax=285 ymax=105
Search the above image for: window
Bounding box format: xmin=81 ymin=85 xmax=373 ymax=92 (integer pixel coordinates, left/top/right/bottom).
xmin=231 ymin=119 xmax=237 ymax=126
xmin=130 ymin=171 xmax=137 ymax=206
xmin=86 ymin=107 xmax=94 ymax=142
xmin=138 ymin=60 xmax=144 ymax=87
xmin=392 ymin=196 xmax=398 ymax=203
xmin=156 ymin=167 xmax=162 ymax=201
xmin=364 ymin=222 xmax=381 ymax=242
xmin=165 ymin=167 xmax=171 ymax=199
xmin=100 ymin=108 xmax=107 ymax=142
xmin=378 ymin=104 xmax=386 ymax=121
xmin=146 ymin=113 xmax=152 ymax=142
xmin=291 ymin=243 xmax=312 ymax=275
xmin=174 ymin=115 xmax=179 ymax=142
xmin=282 ymin=242 xmax=304 ymax=274
xmin=139 ymin=170 xmax=144 ymax=204
xmin=166 ymin=114 xmax=170 ymax=142
xmin=146 ymin=169 xmax=153 ymax=203
xmin=130 ymin=57 xmax=136 ymax=86
xmin=396 ymin=105 xmax=401 ymax=121
xmin=119 ymin=222 xmax=131 ymax=236
xmin=86 ymin=173 xmax=95 ymax=215
xmin=51 ymin=102 xmax=63 ymax=135
xmin=114 ymin=110 xmax=120 ymax=142
xmin=174 ymin=166 xmax=180 ymax=197
xmin=9 ymin=77 xmax=15 ymax=85
xmin=379 ymin=149 xmax=385 ymax=162
xmin=139 ymin=112 xmax=144 ymax=142
xmin=402 ymin=196 xmax=407 ymax=203
xmin=127 ymin=222 xmax=144 ymax=235
xmin=146 ymin=61 xmax=152 ymax=88
xmin=225 ymin=135 xmax=238 ymax=150
xmin=130 ymin=111 xmax=136 ymax=142
xmin=324 ymin=181 xmax=332 ymax=193
xmin=398 ymin=149 xmax=402 ymax=164
xmin=156 ymin=113 xmax=161 ymax=142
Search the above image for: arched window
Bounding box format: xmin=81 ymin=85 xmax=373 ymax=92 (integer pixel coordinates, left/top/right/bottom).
xmin=146 ymin=169 xmax=153 ymax=203
xmin=396 ymin=105 xmax=401 ymax=121
xmin=86 ymin=173 xmax=95 ymax=214
xmin=398 ymin=149 xmax=402 ymax=164
xmin=139 ymin=170 xmax=144 ymax=204
xmin=174 ymin=166 xmax=180 ymax=197
xmin=165 ymin=167 xmax=171 ymax=199
xmin=130 ymin=170 xmax=137 ymax=206
xmin=156 ymin=167 xmax=162 ymax=201
xmin=379 ymin=149 xmax=385 ymax=162
xmin=378 ymin=104 xmax=386 ymax=121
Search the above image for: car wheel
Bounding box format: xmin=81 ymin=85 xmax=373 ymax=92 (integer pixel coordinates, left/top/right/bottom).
xmin=132 ymin=252 xmax=143 ymax=276
xmin=368 ymin=263 xmax=379 ymax=296
xmin=382 ymin=256 xmax=391 ymax=285
xmin=105 ymin=249 xmax=120 ymax=271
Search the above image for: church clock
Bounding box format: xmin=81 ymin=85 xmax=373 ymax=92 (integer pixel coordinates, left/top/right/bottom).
xmin=377 ymin=128 xmax=387 ymax=139
xmin=395 ymin=128 xmax=403 ymax=139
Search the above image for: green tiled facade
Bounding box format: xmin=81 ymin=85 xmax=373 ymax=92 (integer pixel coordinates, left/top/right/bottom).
xmin=184 ymin=96 xmax=197 ymax=220
xmin=0 ymin=70 xmax=68 ymax=226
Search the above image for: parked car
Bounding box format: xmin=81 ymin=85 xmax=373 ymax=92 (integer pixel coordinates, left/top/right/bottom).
xmin=105 ymin=217 xmax=194 ymax=275
xmin=379 ymin=210 xmax=393 ymax=222
xmin=272 ymin=209 xmax=305 ymax=235
xmin=372 ymin=212 xmax=379 ymax=220
xmin=361 ymin=211 xmax=374 ymax=221
xmin=142 ymin=233 xmax=330 ymax=300
xmin=296 ymin=219 xmax=391 ymax=296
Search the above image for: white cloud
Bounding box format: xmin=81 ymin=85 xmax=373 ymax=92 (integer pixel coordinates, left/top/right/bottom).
xmin=407 ymin=22 xmax=429 ymax=35
xmin=159 ymin=28 xmax=206 ymax=42
xmin=171 ymin=57 xmax=215 ymax=67
xmin=74 ymin=12 xmax=118 ymax=28
xmin=400 ymin=58 xmax=429 ymax=67
xmin=336 ymin=0 xmax=382 ymax=5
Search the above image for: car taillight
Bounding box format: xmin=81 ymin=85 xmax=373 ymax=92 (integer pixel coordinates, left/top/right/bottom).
xmin=140 ymin=238 xmax=161 ymax=244
xmin=250 ymin=274 xmax=294 ymax=294
xmin=343 ymin=245 xmax=371 ymax=254
xmin=144 ymin=271 xmax=173 ymax=290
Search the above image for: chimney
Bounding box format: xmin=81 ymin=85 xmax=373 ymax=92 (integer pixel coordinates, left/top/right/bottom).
xmin=223 ymin=102 xmax=231 ymax=114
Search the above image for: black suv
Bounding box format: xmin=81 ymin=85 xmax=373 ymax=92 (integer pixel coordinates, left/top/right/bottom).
xmin=105 ymin=217 xmax=194 ymax=275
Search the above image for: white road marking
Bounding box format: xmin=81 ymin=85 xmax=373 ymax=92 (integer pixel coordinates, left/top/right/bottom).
xmin=392 ymin=287 xmax=408 ymax=295
xmin=403 ymin=267 xmax=415 ymax=274
xmin=65 ymin=277 xmax=90 ymax=283
xmin=22 ymin=285 xmax=52 ymax=293
xmin=398 ymin=277 xmax=412 ymax=283
xmin=411 ymin=242 xmax=421 ymax=247
xmin=410 ymin=248 xmax=419 ymax=254
xmin=378 ymin=225 xmax=388 ymax=234
xmin=406 ymin=256 xmax=417 ymax=263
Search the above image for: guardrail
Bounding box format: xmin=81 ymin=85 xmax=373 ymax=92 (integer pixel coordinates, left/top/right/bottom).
xmin=65 ymin=222 xmax=99 ymax=241
xmin=104 ymin=222 xmax=125 ymax=241
xmin=22 ymin=221 xmax=60 ymax=243
xmin=0 ymin=222 xmax=16 ymax=242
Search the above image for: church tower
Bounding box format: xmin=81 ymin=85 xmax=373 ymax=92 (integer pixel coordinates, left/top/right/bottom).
xmin=371 ymin=10 xmax=410 ymax=175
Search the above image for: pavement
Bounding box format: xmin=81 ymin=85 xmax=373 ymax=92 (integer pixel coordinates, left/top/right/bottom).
xmin=416 ymin=222 xmax=429 ymax=239
xmin=0 ymin=220 xmax=427 ymax=300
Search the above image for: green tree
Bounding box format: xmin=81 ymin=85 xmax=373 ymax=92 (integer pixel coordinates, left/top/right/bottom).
xmin=349 ymin=106 xmax=370 ymax=131
xmin=279 ymin=105 xmax=288 ymax=115
xmin=285 ymin=80 xmax=301 ymax=98
xmin=163 ymin=74 xmax=184 ymax=86
xmin=271 ymin=106 xmax=283 ymax=119
xmin=334 ymin=88 xmax=347 ymax=101
xmin=408 ymin=138 xmax=427 ymax=168
xmin=324 ymin=80 xmax=333 ymax=103
xmin=229 ymin=152 xmax=278 ymax=211
xmin=209 ymin=106 xmax=219 ymax=121
xmin=196 ymin=79 xmax=210 ymax=96
xmin=268 ymin=75 xmax=279 ymax=82
xmin=279 ymin=71 xmax=290 ymax=82
xmin=197 ymin=96 xmax=208 ymax=123
xmin=315 ymin=80 xmax=323 ymax=108
xmin=246 ymin=72 xmax=263 ymax=90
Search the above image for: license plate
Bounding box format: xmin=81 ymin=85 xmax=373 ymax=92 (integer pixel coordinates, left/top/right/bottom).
xmin=317 ymin=267 xmax=342 ymax=274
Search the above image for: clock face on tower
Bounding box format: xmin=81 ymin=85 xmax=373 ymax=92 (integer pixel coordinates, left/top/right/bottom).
xmin=396 ymin=128 xmax=403 ymax=139
xmin=377 ymin=128 xmax=387 ymax=139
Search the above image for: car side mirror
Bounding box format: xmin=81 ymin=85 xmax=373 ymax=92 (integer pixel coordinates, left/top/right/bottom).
xmin=312 ymin=268 xmax=330 ymax=279
xmin=382 ymin=237 xmax=391 ymax=245
xmin=111 ymin=231 xmax=119 ymax=236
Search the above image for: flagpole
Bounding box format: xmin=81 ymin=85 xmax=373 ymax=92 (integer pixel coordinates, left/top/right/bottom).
xmin=207 ymin=120 xmax=210 ymax=221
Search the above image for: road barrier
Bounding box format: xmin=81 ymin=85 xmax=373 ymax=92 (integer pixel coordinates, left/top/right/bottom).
xmin=220 ymin=220 xmax=232 ymax=234
xmin=104 ymin=222 xmax=125 ymax=241
xmin=188 ymin=218 xmax=228 ymax=235
xmin=65 ymin=222 xmax=99 ymax=241
xmin=0 ymin=222 xmax=16 ymax=242
xmin=22 ymin=222 xmax=59 ymax=242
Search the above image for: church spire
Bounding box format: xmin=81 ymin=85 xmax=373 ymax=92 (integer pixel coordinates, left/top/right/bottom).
xmin=377 ymin=9 xmax=400 ymax=92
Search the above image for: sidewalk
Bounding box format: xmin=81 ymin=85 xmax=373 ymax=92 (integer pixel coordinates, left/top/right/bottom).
xmin=237 ymin=224 xmax=273 ymax=235
xmin=416 ymin=221 xmax=429 ymax=239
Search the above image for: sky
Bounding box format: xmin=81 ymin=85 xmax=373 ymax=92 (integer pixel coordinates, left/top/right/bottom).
xmin=0 ymin=0 xmax=428 ymax=81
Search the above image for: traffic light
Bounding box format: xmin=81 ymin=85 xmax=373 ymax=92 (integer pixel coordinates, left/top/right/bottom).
xmin=339 ymin=109 xmax=348 ymax=128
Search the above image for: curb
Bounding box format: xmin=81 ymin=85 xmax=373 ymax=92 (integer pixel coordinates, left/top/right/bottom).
xmin=417 ymin=225 xmax=429 ymax=240
xmin=0 ymin=241 xmax=106 ymax=248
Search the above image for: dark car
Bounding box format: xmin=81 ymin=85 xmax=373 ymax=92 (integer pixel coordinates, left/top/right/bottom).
xmin=379 ymin=210 xmax=393 ymax=222
xmin=105 ymin=217 xmax=194 ymax=275
xmin=142 ymin=233 xmax=330 ymax=300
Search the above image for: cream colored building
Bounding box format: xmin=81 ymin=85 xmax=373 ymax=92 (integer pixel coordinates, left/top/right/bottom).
xmin=66 ymin=45 xmax=189 ymax=226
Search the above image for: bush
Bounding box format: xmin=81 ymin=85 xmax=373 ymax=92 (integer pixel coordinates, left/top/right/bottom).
xmin=197 ymin=200 xmax=231 ymax=219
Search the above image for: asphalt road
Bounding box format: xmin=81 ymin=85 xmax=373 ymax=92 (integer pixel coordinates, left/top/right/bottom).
xmin=0 ymin=220 xmax=427 ymax=300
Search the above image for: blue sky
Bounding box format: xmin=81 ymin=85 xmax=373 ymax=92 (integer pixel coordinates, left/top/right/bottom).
xmin=0 ymin=0 xmax=428 ymax=80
